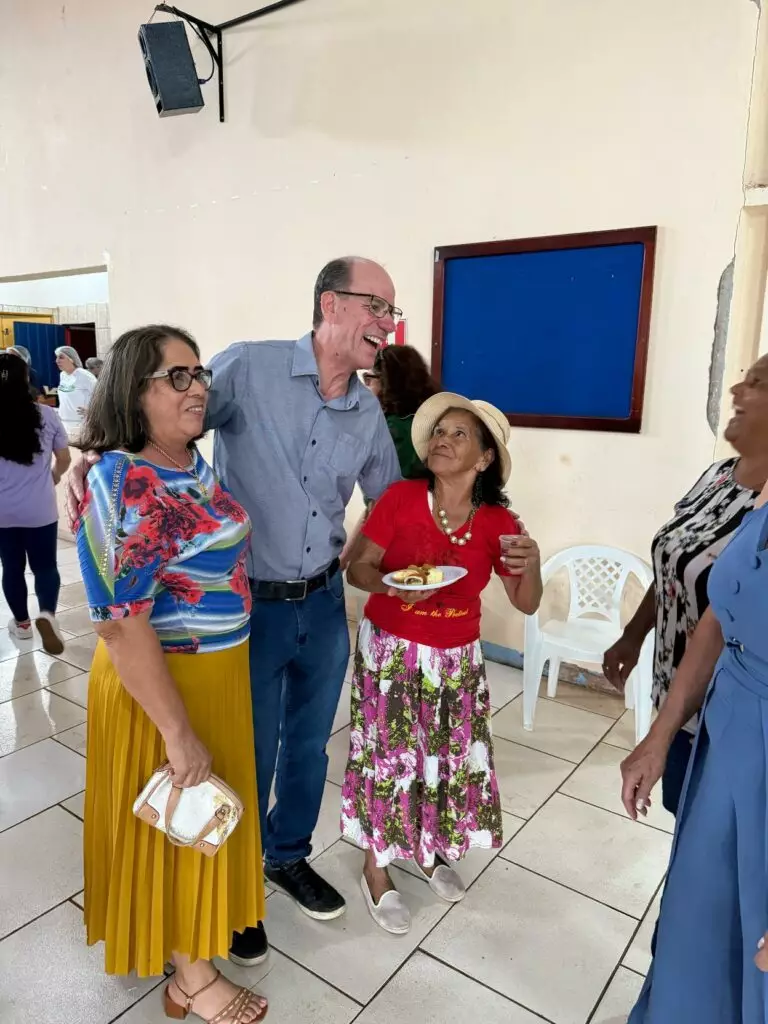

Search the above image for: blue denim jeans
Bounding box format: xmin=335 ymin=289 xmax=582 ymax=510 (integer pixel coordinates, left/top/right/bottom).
xmin=248 ymin=570 xmax=350 ymax=868
xmin=0 ymin=522 xmax=60 ymax=622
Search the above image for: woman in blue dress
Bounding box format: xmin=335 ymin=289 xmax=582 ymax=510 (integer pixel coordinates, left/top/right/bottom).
xmin=623 ymin=478 xmax=768 ymax=1022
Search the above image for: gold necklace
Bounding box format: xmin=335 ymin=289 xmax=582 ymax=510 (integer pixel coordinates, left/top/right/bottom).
xmin=147 ymin=440 xmax=209 ymax=500
xmin=433 ymin=487 xmax=477 ymax=547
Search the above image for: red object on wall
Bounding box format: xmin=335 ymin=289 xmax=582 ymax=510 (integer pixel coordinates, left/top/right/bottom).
xmin=394 ymin=320 xmax=407 ymax=345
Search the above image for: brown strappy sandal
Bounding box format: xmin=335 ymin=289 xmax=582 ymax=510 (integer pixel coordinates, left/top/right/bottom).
xmin=163 ymin=969 xmax=268 ymax=1023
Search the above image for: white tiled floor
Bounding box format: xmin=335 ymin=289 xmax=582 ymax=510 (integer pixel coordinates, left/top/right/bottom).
xmin=0 ymin=540 xmax=667 ymax=1024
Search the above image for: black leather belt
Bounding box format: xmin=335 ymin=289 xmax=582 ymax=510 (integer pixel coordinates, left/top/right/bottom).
xmin=250 ymin=559 xmax=340 ymax=602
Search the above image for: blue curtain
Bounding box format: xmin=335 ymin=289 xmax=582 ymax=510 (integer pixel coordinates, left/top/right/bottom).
xmin=14 ymin=322 xmax=65 ymax=391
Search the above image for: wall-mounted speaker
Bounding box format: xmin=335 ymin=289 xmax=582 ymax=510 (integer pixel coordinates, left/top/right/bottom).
xmin=138 ymin=21 xmax=204 ymax=117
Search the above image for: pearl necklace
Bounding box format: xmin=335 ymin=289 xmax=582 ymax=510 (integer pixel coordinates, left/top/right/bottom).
xmin=147 ymin=441 xmax=209 ymax=500
xmin=431 ymin=490 xmax=477 ymax=547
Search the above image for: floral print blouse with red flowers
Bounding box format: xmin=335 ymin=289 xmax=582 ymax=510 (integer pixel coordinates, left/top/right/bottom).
xmin=76 ymin=450 xmax=252 ymax=654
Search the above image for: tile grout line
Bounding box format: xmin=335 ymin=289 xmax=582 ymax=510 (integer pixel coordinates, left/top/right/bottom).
xmin=41 ymin=685 xmax=87 ymax=712
xmin=616 ymin=874 xmax=665 ymax=971
xmin=1 ymin=730 xmax=87 ymax=761
xmin=492 ymin=733 xmax=588 ymax=768
xmin=603 ymin=737 xmax=634 ymax=753
xmin=0 ymin=734 xmax=60 ymax=761
xmin=47 ymin=654 xmax=96 ymax=672
xmin=498 ymin=721 xmax=606 ymax=827
xmin=622 ymin=963 xmax=649 ymax=980
xmin=0 ymin=896 xmax=74 ymax=947
xmin=0 ymin=682 xmax=76 ymax=706
xmin=58 ymin=801 xmax=85 ymax=824
xmin=418 ymin=948 xmax=558 ymax=1023
xmin=0 ymin=796 xmax=83 ymax=836
xmin=50 ymin=734 xmax=87 ymax=759
xmin=583 ymin=875 xmax=664 ymax=1024
xmin=105 ymin=978 xmax=167 ymax=1024
xmin=499 ymin=719 xmax=668 ymax=927
xmin=493 ymin=724 xmax=666 ymax=923
xmin=261 ymin=932 xmax=367 ymax=1008
xmin=585 ymin=963 xmax=629 ymax=1024
xmin=346 ymin=951 xmax=421 ymax=1023
xmin=559 ymin=791 xmax=673 ymax=836
xmin=547 ymin=695 xmax=625 ymax=722
xmin=495 ymin=856 xmax=641 ymax=924
xmin=507 ymin=687 xmax=629 ymax=724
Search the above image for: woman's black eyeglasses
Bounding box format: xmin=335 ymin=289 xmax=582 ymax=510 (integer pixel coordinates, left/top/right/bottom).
xmin=145 ymin=367 xmax=213 ymax=392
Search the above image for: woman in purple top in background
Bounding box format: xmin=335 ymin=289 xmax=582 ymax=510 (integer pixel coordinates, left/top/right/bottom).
xmin=0 ymin=351 xmax=71 ymax=653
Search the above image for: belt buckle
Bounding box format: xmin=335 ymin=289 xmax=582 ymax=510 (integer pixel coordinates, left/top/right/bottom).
xmin=285 ymin=578 xmax=308 ymax=601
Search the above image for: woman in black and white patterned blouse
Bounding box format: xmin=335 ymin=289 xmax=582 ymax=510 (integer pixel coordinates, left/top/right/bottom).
xmin=604 ymin=354 xmax=768 ymax=816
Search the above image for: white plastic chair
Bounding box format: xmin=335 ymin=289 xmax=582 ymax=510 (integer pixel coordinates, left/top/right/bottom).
xmin=522 ymin=545 xmax=654 ymax=747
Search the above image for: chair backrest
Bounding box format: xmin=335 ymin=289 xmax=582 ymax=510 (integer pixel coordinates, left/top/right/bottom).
xmin=539 ymin=544 xmax=653 ymax=629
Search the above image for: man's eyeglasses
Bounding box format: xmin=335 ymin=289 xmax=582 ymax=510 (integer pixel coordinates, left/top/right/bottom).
xmin=145 ymin=366 xmax=213 ymax=392
xmin=335 ymin=291 xmax=403 ymax=324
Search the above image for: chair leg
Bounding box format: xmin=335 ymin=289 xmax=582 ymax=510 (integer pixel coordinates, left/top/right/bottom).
xmin=633 ymin=633 xmax=655 ymax=745
xmin=523 ymin=644 xmax=547 ymax=731
xmin=624 ymin=676 xmax=635 ymax=711
xmin=633 ymin=671 xmax=653 ymax=746
xmin=546 ymin=656 xmax=561 ymax=699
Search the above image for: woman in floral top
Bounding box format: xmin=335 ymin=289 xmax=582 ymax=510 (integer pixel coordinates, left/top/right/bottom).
xmin=606 ymin=354 xmax=768 ymax=817
xmin=75 ymin=326 xmax=267 ymax=1024
xmin=344 ymin=393 xmax=542 ymax=934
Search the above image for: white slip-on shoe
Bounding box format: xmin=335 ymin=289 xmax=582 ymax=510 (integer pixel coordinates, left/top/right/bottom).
xmin=417 ymin=858 xmax=466 ymax=904
xmin=8 ymin=619 xmax=33 ymax=641
xmin=35 ymin=611 xmax=65 ymax=655
xmin=360 ymin=876 xmax=411 ymax=935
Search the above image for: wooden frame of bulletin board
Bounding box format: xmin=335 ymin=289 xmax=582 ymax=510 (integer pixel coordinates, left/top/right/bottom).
xmin=431 ymin=226 xmax=657 ymax=433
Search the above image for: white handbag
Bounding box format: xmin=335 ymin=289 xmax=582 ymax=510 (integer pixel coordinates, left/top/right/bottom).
xmin=133 ymin=763 xmax=243 ymax=857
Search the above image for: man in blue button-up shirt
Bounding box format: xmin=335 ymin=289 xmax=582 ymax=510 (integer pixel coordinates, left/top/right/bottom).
xmin=207 ymin=257 xmax=401 ymax=965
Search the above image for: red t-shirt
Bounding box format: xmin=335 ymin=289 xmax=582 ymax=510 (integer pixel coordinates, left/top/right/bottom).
xmin=362 ymin=479 xmax=522 ymax=648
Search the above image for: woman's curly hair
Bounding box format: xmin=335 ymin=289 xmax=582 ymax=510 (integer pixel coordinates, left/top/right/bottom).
xmin=374 ymin=345 xmax=438 ymax=418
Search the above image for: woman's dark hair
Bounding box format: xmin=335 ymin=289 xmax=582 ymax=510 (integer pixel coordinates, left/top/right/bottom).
xmin=0 ymin=352 xmax=42 ymax=465
xmin=426 ymin=408 xmax=509 ymax=508
xmin=78 ymin=324 xmax=201 ymax=454
xmin=374 ymin=345 xmax=438 ymax=418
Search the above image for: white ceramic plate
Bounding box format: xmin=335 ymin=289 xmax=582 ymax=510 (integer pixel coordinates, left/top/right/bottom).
xmin=381 ymin=565 xmax=469 ymax=592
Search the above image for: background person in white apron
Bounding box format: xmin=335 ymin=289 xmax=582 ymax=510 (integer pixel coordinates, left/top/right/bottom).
xmin=54 ymin=345 xmax=97 ymax=538
xmin=55 ymin=345 xmax=96 ymax=441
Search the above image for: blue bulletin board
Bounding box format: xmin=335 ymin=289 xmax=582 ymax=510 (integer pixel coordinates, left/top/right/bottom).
xmin=431 ymin=227 xmax=657 ymax=433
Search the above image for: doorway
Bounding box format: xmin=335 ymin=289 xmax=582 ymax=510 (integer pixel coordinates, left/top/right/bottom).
xmin=0 ymin=268 xmax=111 ymax=541
xmin=0 ymin=312 xmax=54 ymax=348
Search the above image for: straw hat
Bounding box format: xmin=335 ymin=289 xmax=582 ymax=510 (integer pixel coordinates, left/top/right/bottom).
xmin=411 ymin=392 xmax=512 ymax=484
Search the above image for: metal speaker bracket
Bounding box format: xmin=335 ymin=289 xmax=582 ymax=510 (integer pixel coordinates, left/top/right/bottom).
xmin=154 ymin=0 xmax=307 ymax=122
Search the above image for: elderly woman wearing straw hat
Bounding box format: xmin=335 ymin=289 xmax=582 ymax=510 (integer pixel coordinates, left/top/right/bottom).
xmin=343 ymin=393 xmax=543 ymax=933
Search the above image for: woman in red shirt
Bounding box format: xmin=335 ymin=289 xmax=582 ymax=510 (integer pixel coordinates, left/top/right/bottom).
xmin=344 ymin=393 xmax=543 ymax=934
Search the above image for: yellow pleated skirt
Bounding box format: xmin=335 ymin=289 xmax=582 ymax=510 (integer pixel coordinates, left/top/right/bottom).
xmin=83 ymin=639 xmax=265 ymax=978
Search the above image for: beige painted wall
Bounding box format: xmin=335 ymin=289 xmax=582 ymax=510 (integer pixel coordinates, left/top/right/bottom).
xmin=0 ymin=0 xmax=759 ymax=649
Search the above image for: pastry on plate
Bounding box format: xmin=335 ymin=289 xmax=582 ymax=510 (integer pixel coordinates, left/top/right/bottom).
xmin=391 ymin=564 xmax=444 ymax=586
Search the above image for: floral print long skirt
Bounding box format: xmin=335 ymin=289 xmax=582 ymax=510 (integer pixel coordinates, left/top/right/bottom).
xmin=341 ymin=618 xmax=503 ymax=868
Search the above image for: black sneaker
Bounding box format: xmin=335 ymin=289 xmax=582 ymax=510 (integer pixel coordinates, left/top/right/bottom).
xmin=229 ymin=922 xmax=269 ymax=967
xmin=264 ymin=858 xmax=346 ymax=921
